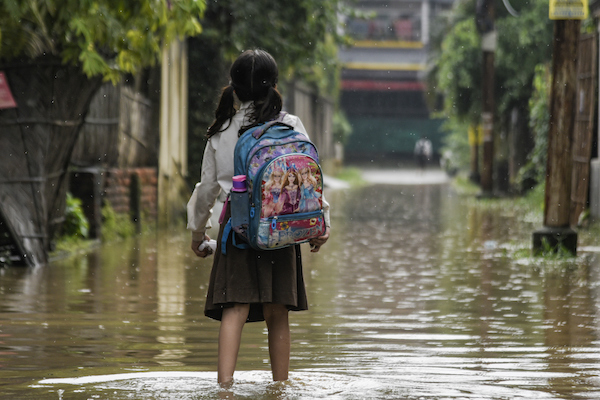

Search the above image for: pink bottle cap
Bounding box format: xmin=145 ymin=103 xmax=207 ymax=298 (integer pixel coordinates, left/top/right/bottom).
xmin=232 ymin=175 xmax=247 ymax=192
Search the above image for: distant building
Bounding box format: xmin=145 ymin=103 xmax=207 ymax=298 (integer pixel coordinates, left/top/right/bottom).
xmin=340 ymin=0 xmax=455 ymax=163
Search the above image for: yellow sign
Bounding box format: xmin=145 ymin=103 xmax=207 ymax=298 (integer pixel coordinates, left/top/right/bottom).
xmin=468 ymin=124 xmax=483 ymax=146
xmin=549 ymin=0 xmax=588 ymax=20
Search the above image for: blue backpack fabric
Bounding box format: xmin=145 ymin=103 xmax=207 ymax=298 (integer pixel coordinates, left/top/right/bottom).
xmin=222 ymin=114 xmax=327 ymax=254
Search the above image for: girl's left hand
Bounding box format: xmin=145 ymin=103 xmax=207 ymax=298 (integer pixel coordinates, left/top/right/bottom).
xmin=309 ymin=227 xmax=330 ymax=253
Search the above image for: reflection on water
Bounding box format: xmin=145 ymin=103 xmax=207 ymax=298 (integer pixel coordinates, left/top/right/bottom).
xmin=1 ymin=180 xmax=600 ymax=399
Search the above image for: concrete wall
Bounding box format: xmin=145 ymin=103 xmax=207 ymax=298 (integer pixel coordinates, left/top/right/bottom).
xmin=283 ymin=80 xmax=337 ymax=172
xmin=158 ymin=39 xmax=190 ymax=228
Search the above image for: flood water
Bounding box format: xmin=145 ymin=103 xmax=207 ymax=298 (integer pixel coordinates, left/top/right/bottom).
xmin=2 ymin=170 xmax=600 ymax=399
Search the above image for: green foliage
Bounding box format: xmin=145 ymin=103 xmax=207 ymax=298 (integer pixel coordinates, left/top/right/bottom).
xmin=62 ymin=192 xmax=90 ymax=239
xmin=436 ymin=18 xmax=482 ymax=122
xmin=427 ymin=11 xmax=482 ymax=175
xmin=0 ymin=0 xmax=205 ymax=82
xmin=535 ymin=237 xmax=576 ymax=259
xmin=52 ymin=235 xmax=97 ymax=258
xmin=451 ymin=174 xmax=481 ymax=196
xmin=308 ymin=32 xmax=344 ymax=97
xmin=201 ymin=0 xmax=345 ymax=96
xmin=516 ymin=64 xmax=551 ymax=188
xmin=429 ymin=0 xmax=554 ymax=176
xmin=581 ymin=15 xmax=595 ymax=34
xmin=335 ymin=167 xmax=366 ymax=187
xmin=494 ymin=0 xmax=553 ymax=117
xmin=433 ymin=0 xmax=553 ymax=123
xmin=524 ymin=181 xmax=545 ymax=212
xmin=332 ymin=110 xmax=353 ymax=145
xmin=53 ymin=193 xmax=92 ymax=257
xmin=579 ymin=220 xmax=600 ymax=248
xmin=439 ymin=119 xmax=472 ymax=173
xmin=101 ymin=201 xmax=136 ymax=242
xmin=510 ymin=240 xmax=577 ymax=264
xmin=186 ymin=0 xmax=348 ymax=186
xmin=462 ymin=180 xmax=544 ymax=222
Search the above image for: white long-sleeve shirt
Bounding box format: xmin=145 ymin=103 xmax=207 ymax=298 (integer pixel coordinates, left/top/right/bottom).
xmin=187 ymin=102 xmax=331 ymax=241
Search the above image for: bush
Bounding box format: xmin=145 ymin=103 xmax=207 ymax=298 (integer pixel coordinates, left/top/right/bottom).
xmin=63 ymin=193 xmax=89 ymax=239
xmin=101 ymin=202 xmax=136 ymax=242
xmin=333 ymin=110 xmax=353 ymax=145
xmin=516 ymin=64 xmax=550 ymax=190
xmin=439 ymin=119 xmax=471 ymax=176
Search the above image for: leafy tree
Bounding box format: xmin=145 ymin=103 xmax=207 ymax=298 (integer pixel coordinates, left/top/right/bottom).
xmin=517 ymin=64 xmax=551 ymax=188
xmin=0 ymin=1 xmax=204 ymax=264
xmin=0 ymin=0 xmax=204 ymax=82
xmin=200 ymin=0 xmax=344 ymax=95
xmin=63 ymin=192 xmax=90 ymax=239
xmin=435 ymin=17 xmax=482 ymax=123
xmin=494 ymin=0 xmax=553 ymax=119
xmin=428 ymin=0 xmax=553 ymax=177
xmin=186 ymin=0 xmax=346 ymax=183
xmin=432 ymin=0 xmax=552 ymax=120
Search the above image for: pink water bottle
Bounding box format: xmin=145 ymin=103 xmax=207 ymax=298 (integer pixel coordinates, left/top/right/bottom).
xmin=231 ymin=175 xmax=249 ymax=234
xmin=232 ymin=175 xmax=247 ymax=192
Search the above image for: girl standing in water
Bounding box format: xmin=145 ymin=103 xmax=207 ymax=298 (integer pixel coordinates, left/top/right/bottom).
xmin=186 ymin=49 xmax=331 ymax=386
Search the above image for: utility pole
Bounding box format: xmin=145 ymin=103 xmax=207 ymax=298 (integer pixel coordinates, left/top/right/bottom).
xmin=532 ymin=2 xmax=586 ymax=255
xmin=476 ymin=0 xmax=496 ymax=196
xmin=468 ymin=124 xmax=482 ymax=183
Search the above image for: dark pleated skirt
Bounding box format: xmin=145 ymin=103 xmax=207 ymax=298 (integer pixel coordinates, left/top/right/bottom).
xmin=204 ymin=203 xmax=308 ymax=322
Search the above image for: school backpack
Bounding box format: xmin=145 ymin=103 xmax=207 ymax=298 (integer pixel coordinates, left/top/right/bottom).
xmin=222 ymin=114 xmax=327 ymax=253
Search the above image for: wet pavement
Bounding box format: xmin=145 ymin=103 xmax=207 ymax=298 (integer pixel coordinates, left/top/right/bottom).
xmin=361 ymin=168 xmax=449 ymax=185
xmin=1 ymin=169 xmax=600 ymax=399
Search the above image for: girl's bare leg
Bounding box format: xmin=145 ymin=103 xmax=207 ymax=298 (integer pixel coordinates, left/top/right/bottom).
xmin=218 ymin=304 xmax=250 ymax=386
xmin=263 ymin=303 xmax=290 ymax=381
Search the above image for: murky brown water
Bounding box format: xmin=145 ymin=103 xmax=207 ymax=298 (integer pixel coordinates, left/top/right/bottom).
xmin=1 ymin=175 xmax=600 ymax=399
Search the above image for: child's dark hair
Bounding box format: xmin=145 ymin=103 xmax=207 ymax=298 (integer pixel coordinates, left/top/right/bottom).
xmin=207 ymin=49 xmax=283 ymax=137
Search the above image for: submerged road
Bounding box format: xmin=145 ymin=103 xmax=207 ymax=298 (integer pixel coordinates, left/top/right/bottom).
xmin=360 ymin=167 xmax=450 ymax=185
xmin=3 ymin=168 xmax=600 ymax=400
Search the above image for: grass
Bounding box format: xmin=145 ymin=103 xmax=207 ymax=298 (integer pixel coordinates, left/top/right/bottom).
xmin=451 ymin=173 xmax=482 ymax=196
xmin=51 ymin=236 xmax=100 ymax=262
xmin=51 ymin=201 xmax=154 ymax=262
xmin=453 ymin=177 xmax=600 ymax=262
xmin=452 ymin=176 xmax=545 ymax=225
xmin=334 ymin=166 xmax=367 ymax=187
xmin=100 ymin=201 xmax=138 ymax=243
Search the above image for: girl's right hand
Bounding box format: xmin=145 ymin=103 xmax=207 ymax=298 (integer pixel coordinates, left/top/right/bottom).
xmin=192 ymin=234 xmax=212 ymax=258
xmin=309 ymin=227 xmax=330 ymax=252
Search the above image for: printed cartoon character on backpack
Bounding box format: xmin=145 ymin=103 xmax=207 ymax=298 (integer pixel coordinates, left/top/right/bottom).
xmin=276 ymin=168 xmax=301 ymax=215
xmin=262 ymin=166 xmax=284 ymax=218
xmin=299 ymin=165 xmax=321 ymax=213
xmin=227 ymin=113 xmax=327 ymax=251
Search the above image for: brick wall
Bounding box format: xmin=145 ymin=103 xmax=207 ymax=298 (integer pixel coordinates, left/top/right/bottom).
xmin=103 ymin=167 xmax=158 ymax=220
xmin=70 ymin=167 xmax=158 ymax=238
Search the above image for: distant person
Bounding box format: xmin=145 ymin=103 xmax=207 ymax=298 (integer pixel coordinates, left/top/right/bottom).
xmin=414 ymin=135 xmax=433 ymax=169
xmin=186 ymin=49 xmax=331 ymax=387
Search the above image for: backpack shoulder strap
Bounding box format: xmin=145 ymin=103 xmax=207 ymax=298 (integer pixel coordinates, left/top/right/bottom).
xmin=252 ymin=112 xmax=293 ymax=139
xmin=221 ymin=218 xmax=249 ymax=255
